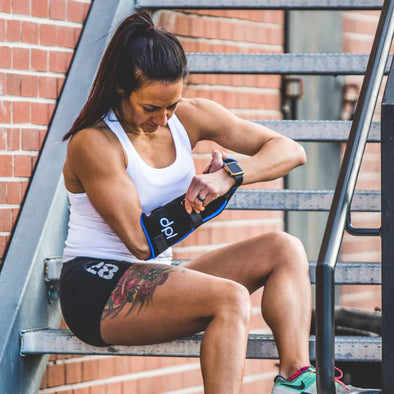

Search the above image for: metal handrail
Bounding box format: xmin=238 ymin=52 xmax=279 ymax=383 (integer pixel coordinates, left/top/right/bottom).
xmin=315 ymin=0 xmax=394 ymax=392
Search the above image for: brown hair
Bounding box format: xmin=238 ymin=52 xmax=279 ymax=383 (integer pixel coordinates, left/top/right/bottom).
xmin=63 ymin=10 xmax=188 ymax=141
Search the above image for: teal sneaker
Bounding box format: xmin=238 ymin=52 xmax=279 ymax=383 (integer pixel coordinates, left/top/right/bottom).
xmin=271 ymin=366 xmax=381 ymax=393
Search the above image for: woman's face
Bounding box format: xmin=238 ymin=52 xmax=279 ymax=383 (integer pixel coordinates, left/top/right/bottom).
xmin=122 ymin=79 xmax=184 ymax=134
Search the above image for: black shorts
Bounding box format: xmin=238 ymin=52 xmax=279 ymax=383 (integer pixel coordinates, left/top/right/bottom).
xmin=59 ymin=257 xmax=133 ymax=347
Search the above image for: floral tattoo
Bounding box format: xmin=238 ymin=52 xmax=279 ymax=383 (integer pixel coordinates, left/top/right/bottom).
xmin=102 ymin=264 xmax=174 ymax=319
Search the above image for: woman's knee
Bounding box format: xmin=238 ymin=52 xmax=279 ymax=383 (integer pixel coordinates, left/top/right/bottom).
xmin=267 ymin=231 xmax=309 ymax=272
xmin=215 ymin=280 xmax=252 ymax=326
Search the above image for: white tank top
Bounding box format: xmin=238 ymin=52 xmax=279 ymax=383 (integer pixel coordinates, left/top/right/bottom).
xmin=62 ymin=110 xmax=195 ymax=263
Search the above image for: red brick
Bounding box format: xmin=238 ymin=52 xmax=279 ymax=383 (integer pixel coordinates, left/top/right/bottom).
xmin=73 ymin=26 xmax=83 ymax=46
xmin=89 ymin=385 xmax=106 ymax=394
xmin=343 ymin=16 xmax=378 ymax=36
xmin=31 ymin=49 xmax=48 ymax=72
xmin=49 ymin=0 xmax=66 ymax=20
xmin=39 ymin=129 xmax=47 ymax=145
xmin=32 ymin=0 xmax=49 ymax=18
xmin=0 ymin=47 xmax=12 ymax=68
xmin=0 ymin=208 xmax=13 ymax=232
xmin=49 ymin=50 xmax=72 ymax=73
xmin=21 ymin=75 xmax=38 ymax=97
xmin=6 ymin=73 xmax=21 ymax=96
xmin=0 ymin=102 xmax=11 ymax=124
xmin=21 ymin=22 xmax=39 ymax=44
xmin=67 ymin=0 xmax=85 ymax=23
xmin=6 ymin=181 xmax=21 ymax=204
xmin=7 ymin=128 xmax=21 ymax=150
xmin=12 ymin=0 xmax=30 ymax=15
xmin=6 ymin=20 xmax=21 ymax=42
xmin=12 ymin=101 xmax=30 ymax=123
xmin=46 ymin=362 xmax=66 ymax=387
xmin=56 ymin=77 xmax=65 ymax=96
xmin=0 ymin=155 xmax=12 ymax=177
xmin=82 ymin=2 xmax=91 ymax=20
xmin=21 ymin=180 xmax=29 ymax=199
xmin=0 ymin=234 xmax=10 ymax=259
xmin=0 ymin=0 xmax=12 ymax=12
xmin=14 ymin=154 xmax=33 ymax=177
xmin=31 ymin=102 xmax=54 ymax=125
xmin=73 ymin=388 xmax=89 ymax=394
xmin=22 ymin=128 xmax=42 ymax=150
xmin=0 ymin=182 xmax=6 ymax=203
xmin=40 ymin=24 xmax=58 ymax=46
xmin=82 ymin=359 xmax=99 ymax=381
xmin=39 ymin=76 xmax=58 ymax=98
xmin=58 ymin=26 xmax=76 ymax=48
xmin=65 ymin=360 xmax=82 ymax=384
xmin=12 ymin=47 xmax=29 ymax=70
xmin=0 ymin=19 xmax=6 ymax=42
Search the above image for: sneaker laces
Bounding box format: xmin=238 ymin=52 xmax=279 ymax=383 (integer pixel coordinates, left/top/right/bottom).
xmin=304 ymin=367 xmax=350 ymax=391
xmin=334 ymin=367 xmax=351 ymax=391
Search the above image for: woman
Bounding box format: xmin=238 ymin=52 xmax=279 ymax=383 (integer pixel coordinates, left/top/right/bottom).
xmin=60 ymin=10 xmax=375 ymax=394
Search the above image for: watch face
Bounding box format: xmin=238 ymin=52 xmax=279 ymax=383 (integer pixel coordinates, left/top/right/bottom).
xmin=225 ymin=161 xmax=244 ymax=176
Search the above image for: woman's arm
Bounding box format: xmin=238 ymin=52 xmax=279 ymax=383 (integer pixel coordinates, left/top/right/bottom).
xmin=64 ymin=128 xmax=151 ymax=260
xmin=177 ymin=98 xmax=307 ymax=212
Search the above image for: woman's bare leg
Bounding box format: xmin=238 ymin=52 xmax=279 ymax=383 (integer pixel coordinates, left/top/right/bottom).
xmin=100 ymin=264 xmax=251 ymax=394
xmin=183 ymin=231 xmax=312 ymax=378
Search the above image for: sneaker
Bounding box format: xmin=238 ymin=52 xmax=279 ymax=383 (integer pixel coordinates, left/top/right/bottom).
xmin=271 ymin=366 xmax=381 ymax=393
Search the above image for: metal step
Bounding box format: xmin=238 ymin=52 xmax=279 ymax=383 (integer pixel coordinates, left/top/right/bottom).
xmin=256 ymin=120 xmax=380 ymax=142
xmin=20 ymin=329 xmax=381 ymax=361
xmin=45 ymin=258 xmax=381 ymax=286
xmin=186 ymin=53 xmax=393 ymax=75
xmin=136 ymin=0 xmax=383 ymax=10
xmin=227 ymin=189 xmax=380 ymax=211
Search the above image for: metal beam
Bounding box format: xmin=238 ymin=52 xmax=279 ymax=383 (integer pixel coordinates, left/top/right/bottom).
xmin=186 ymin=53 xmax=393 ymax=75
xmin=0 ymin=1 xmax=136 ymax=393
xmin=137 ymin=0 xmax=383 ymax=10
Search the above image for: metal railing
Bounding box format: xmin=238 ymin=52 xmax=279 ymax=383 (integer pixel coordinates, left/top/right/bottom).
xmin=381 ymin=39 xmax=394 ymax=394
xmin=315 ymin=0 xmax=394 ymax=392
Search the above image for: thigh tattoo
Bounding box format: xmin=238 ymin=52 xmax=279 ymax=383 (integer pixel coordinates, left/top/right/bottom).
xmin=102 ymin=264 xmax=176 ymax=319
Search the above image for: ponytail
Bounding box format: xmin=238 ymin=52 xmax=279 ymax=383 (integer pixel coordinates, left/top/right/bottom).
xmin=63 ymin=10 xmax=188 ymax=141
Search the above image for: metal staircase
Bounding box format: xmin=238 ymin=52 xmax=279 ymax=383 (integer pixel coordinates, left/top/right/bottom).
xmin=0 ymin=0 xmax=392 ymax=393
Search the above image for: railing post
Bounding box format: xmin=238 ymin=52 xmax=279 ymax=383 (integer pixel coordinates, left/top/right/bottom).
xmin=381 ymin=57 xmax=394 ymax=393
xmin=316 ymin=1 xmax=394 ymax=393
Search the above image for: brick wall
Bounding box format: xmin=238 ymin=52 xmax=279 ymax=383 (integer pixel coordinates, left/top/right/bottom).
xmin=340 ymin=10 xmax=382 ymax=312
xmin=0 ymin=0 xmax=90 ymax=261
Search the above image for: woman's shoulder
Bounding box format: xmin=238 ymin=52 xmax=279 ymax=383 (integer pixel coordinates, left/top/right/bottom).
xmin=67 ymin=121 xmax=125 ymax=164
xmin=176 ymin=97 xmax=237 ymax=143
xmin=177 ymin=97 xmax=216 ymax=115
xmin=68 ymin=122 xmax=118 ymax=150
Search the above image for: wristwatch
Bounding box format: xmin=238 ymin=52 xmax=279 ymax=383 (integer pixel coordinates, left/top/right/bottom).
xmin=222 ymin=158 xmax=244 ymax=187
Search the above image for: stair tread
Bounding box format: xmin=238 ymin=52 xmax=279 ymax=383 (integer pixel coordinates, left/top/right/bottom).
xmin=228 ymin=189 xmax=380 ymax=211
xmin=186 ymin=53 xmax=392 ymax=75
xmin=255 ymin=120 xmax=380 ymax=142
xmin=20 ymin=329 xmax=381 ymax=361
xmin=45 ymin=258 xmax=381 ymax=285
xmin=137 ymin=0 xmax=383 ymax=10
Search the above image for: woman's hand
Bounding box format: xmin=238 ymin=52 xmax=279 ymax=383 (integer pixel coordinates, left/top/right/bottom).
xmin=184 ymin=150 xmax=235 ymax=214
